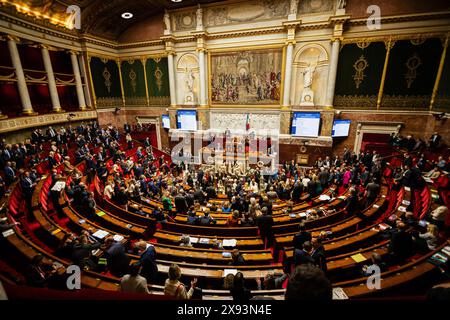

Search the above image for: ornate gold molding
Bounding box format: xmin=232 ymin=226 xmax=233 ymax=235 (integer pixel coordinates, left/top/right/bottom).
xmin=376 ymin=37 xmax=396 ymax=109
xmin=430 ymin=33 xmax=449 ymax=110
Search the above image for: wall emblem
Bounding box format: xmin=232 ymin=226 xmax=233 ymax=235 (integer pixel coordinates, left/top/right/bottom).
xmin=102 ymin=67 xmax=111 ymax=93
xmin=404 ymin=53 xmax=421 ymax=89
xmin=353 ymin=55 xmax=368 ymax=89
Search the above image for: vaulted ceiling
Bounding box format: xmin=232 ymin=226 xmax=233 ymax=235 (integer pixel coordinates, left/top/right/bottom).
xmin=0 ymin=0 xmax=223 ymax=41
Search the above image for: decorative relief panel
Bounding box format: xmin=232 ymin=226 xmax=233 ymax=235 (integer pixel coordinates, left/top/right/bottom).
xmin=204 ymin=0 xmax=289 ymax=27
xmin=298 ymin=0 xmax=335 ymax=14
xmin=210 ymin=112 xmax=280 ymax=133
xmin=0 ymin=111 xmax=97 ymax=134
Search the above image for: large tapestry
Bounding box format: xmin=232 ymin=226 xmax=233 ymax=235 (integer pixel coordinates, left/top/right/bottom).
xmin=210 ymin=48 xmax=283 ymax=105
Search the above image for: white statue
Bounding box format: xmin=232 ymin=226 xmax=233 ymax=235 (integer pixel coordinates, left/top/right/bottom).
xmin=163 ymin=11 xmax=171 ymax=33
xmin=337 ymin=0 xmax=347 ymax=9
xmin=302 ymin=62 xmax=317 ymax=89
xmin=290 ymin=0 xmax=300 ymax=15
xmin=196 ymin=5 xmax=203 ymax=29
xmin=186 ymin=69 xmax=195 ymax=93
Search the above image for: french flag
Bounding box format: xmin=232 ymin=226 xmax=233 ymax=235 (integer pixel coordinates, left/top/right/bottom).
xmin=246 ymin=113 xmax=250 ymax=131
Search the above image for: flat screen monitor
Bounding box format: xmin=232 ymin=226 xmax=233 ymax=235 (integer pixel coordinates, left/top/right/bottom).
xmin=291 ymin=112 xmax=321 ymax=137
xmin=162 ymin=115 xmax=170 ymax=129
xmin=176 ymin=110 xmax=197 ymax=131
xmin=332 ymin=119 xmax=351 ymax=137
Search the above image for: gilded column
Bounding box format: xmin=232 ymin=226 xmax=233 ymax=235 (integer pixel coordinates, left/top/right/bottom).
xmin=376 ymin=37 xmax=395 ymax=109
xmin=117 ymin=60 xmax=125 ymax=107
xmin=429 ymin=34 xmax=449 ymax=110
xmin=41 ymin=45 xmax=63 ymax=112
xmin=7 ymin=36 xmax=36 ymax=115
xmin=141 ymin=57 xmax=150 ymax=107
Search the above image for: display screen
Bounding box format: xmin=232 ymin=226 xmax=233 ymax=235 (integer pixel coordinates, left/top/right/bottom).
xmin=291 ymin=112 xmax=321 ymax=137
xmin=176 ymin=110 xmax=197 ymax=131
xmin=332 ymin=119 xmax=351 ymax=137
xmin=162 ymin=115 xmax=170 ymax=129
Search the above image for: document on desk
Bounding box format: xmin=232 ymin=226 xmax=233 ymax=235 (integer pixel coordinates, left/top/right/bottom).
xmin=199 ymin=238 xmax=210 ymax=244
xmin=351 ymin=253 xmax=367 ymax=263
xmin=92 ymin=230 xmax=109 ymax=239
xmin=51 ymin=181 xmax=66 ymax=192
xmin=223 ymin=269 xmax=238 ymax=277
xmin=189 ymin=237 xmax=199 ymax=244
xmin=402 ymin=200 xmax=411 ymax=206
xmin=2 ymin=229 xmax=14 ymax=238
xmin=222 ymin=239 xmax=237 ymax=247
xmin=113 ymin=234 xmax=124 ymax=242
xmin=398 ymin=206 xmax=407 ymax=212
xmin=333 ymin=287 xmax=349 ymax=300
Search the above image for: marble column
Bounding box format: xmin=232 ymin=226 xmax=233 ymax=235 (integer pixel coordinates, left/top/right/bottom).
xmin=167 ymin=52 xmax=177 ymax=107
xmin=198 ymin=49 xmax=207 ymax=106
xmin=41 ymin=45 xmax=63 ymax=112
xmin=325 ymin=38 xmax=340 ymax=107
xmin=282 ymin=42 xmax=294 ymax=107
xmin=70 ymin=51 xmax=87 ymax=110
xmin=7 ymin=37 xmax=36 ymax=115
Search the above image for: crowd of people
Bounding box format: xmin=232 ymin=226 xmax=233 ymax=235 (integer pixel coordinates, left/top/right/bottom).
xmin=1 ymin=120 xmax=448 ymax=300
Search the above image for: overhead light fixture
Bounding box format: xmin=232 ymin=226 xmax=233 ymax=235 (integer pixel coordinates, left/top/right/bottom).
xmin=171 ymin=0 xmax=183 ymax=2
xmin=121 ymin=12 xmax=133 ymax=19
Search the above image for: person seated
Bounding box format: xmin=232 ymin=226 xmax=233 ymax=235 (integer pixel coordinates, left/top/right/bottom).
xmin=186 ymin=208 xmax=199 ymax=225
xmin=224 ymin=207 xmax=240 ymax=226
xmin=179 ymin=234 xmax=192 ymax=247
xmin=429 ymin=206 xmax=449 ymax=230
xmin=25 ymin=254 xmax=58 ymax=288
xmin=103 ymin=236 xmax=130 ymax=277
xmin=230 ymin=272 xmax=252 ymax=301
xmin=164 ymin=264 xmax=197 ymax=299
xmin=256 ymin=272 xmax=288 ymax=290
xmin=199 ymin=209 xmax=215 ymax=225
xmin=71 ymin=234 xmax=102 ymax=270
xmin=240 ymin=213 xmax=255 ymax=227
xmin=362 ymin=252 xmax=386 ymax=276
xmin=221 ymin=201 xmax=232 ymax=213
xmin=413 ymin=223 xmax=442 ymax=252
xmin=230 ymin=249 xmax=246 ymax=266
xmin=285 ymin=264 xmax=332 ymax=300
xmin=119 ymin=262 xmax=149 ymax=294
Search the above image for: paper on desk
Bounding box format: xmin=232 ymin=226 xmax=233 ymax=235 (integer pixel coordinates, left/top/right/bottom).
xmin=223 ymin=269 xmax=238 ymax=277
xmin=222 ymin=252 xmax=232 ymax=258
xmin=189 ymin=237 xmax=199 ymax=243
xmin=332 ymin=287 xmax=349 ymax=300
xmin=398 ymin=206 xmax=407 ymax=212
xmin=51 ymin=181 xmax=66 ymax=192
xmin=2 ymin=229 xmax=14 ymax=238
xmin=402 ymin=200 xmax=411 ymax=206
xmin=199 ymin=238 xmax=210 ymax=244
xmin=373 ymin=204 xmax=379 ymax=209
xmin=222 ymin=239 xmax=237 ymax=247
xmin=113 ymin=234 xmax=124 ymax=242
xmin=351 ymin=253 xmax=367 ymax=263
xmin=404 ymin=187 xmax=411 ymax=192
xmin=299 ymin=212 xmax=307 ymax=218
xmin=92 ymin=230 xmax=109 ymax=239
xmin=96 ymin=211 xmax=106 ymax=217
xmin=319 ymin=195 xmax=331 ymax=201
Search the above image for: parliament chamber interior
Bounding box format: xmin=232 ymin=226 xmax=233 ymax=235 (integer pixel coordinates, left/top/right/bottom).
xmin=0 ymin=0 xmax=450 ymax=304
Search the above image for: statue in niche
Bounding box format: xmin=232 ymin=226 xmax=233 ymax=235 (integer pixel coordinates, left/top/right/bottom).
xmin=163 ymin=10 xmax=171 ymax=33
xmin=337 ymin=0 xmax=347 ymax=9
xmin=184 ymin=69 xmax=197 ymax=104
xmin=196 ymin=4 xmax=203 ymax=29
xmin=289 ymin=0 xmax=300 ymax=15
xmin=302 ymin=61 xmax=317 ymax=89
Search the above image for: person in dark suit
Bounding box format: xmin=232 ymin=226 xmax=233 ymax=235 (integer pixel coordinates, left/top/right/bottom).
xmin=136 ymin=241 xmax=158 ymax=284
xmin=388 ymin=221 xmax=415 ymax=263
xmin=285 ymin=264 xmax=332 ymax=300
xmin=71 ymin=235 xmax=102 ymax=270
xmin=429 ymin=132 xmax=441 ymax=151
xmin=291 ymin=182 xmax=303 ymax=203
xmin=199 ymin=210 xmax=215 ymax=225
xmin=25 ymin=254 xmax=56 ymax=288
xmin=293 ymin=241 xmax=315 ymax=266
xmin=365 ymin=178 xmax=380 ymax=208
xmin=344 ymin=187 xmax=360 ymax=216
xmin=174 ymin=190 xmax=188 ymax=214
xmin=20 ymin=171 xmax=35 ymax=214
xmin=103 ymin=237 xmax=130 ymax=277
xmin=4 ymin=161 xmax=15 ymax=186
xmin=311 ymin=238 xmax=327 ymax=273
xmin=256 ymin=207 xmax=274 ymax=248
xmin=124 ymin=123 xmax=131 ymax=134
xmin=230 ymin=249 xmax=246 ymax=266
xmin=230 ymin=272 xmax=252 ymax=301
xmin=292 ymin=222 xmax=311 ymax=250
